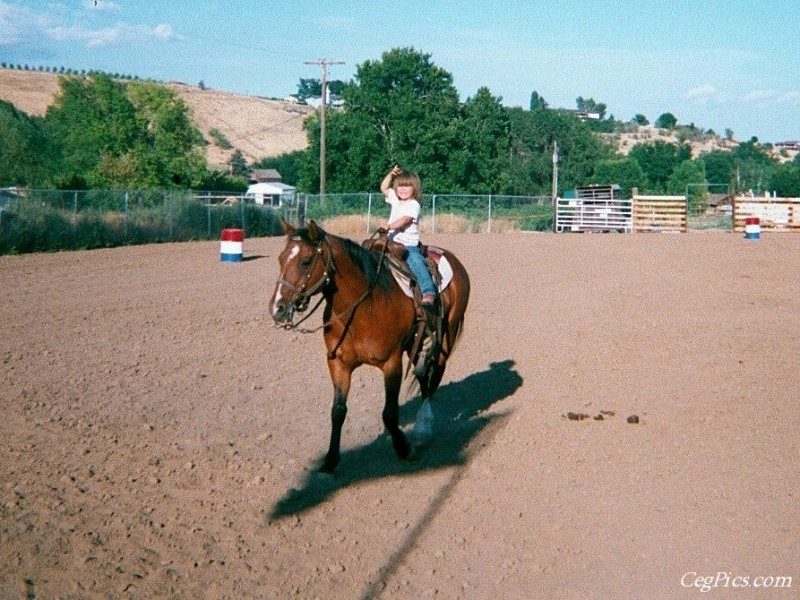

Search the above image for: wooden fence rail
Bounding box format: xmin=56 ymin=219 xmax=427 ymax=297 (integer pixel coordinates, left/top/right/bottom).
xmin=733 ymin=197 xmax=800 ymax=232
xmin=632 ymin=195 xmax=687 ymax=233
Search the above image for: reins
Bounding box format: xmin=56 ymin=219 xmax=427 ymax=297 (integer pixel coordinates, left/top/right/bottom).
xmin=278 ymin=231 xmax=391 ymax=358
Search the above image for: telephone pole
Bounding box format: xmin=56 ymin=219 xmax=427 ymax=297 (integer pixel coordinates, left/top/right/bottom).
xmin=551 ymin=140 xmax=559 ymax=232
xmin=304 ymin=59 xmax=344 ymax=202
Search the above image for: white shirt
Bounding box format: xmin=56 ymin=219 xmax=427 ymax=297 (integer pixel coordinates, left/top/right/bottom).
xmin=385 ymin=189 xmax=421 ymax=246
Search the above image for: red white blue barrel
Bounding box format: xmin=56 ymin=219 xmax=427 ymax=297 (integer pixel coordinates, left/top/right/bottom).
xmin=220 ymin=228 xmax=244 ymax=261
xmin=744 ymin=217 xmax=760 ymax=240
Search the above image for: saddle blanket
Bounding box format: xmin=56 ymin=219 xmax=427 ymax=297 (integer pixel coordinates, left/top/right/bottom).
xmin=390 ymin=246 xmax=453 ymax=298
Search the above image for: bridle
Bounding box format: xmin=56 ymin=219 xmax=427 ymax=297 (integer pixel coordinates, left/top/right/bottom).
xmin=274 ymin=236 xmax=335 ymax=331
xmin=274 ymin=233 xmax=390 ymax=344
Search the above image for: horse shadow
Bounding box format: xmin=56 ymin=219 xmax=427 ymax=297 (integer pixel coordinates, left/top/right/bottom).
xmin=269 ymin=359 xmax=523 ymax=519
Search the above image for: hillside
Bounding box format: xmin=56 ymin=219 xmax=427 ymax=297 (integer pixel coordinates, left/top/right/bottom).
xmin=0 ymin=69 xmax=313 ymax=169
xmin=1 ymin=69 xmax=794 ymax=170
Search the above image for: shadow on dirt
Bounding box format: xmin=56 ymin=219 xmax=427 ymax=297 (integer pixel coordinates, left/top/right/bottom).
xmin=269 ymin=359 xmax=522 ymax=519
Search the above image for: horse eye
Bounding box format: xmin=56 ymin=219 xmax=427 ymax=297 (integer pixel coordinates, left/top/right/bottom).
xmin=300 ymin=257 xmax=313 ymax=267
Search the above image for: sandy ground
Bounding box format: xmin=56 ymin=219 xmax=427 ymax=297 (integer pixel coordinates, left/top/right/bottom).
xmin=1 ymin=231 xmax=798 ymax=599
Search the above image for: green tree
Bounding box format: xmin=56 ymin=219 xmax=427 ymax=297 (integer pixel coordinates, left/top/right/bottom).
xmin=448 ymin=87 xmax=511 ymax=193
xmin=43 ymin=74 xmax=207 ymax=189
xmin=44 ymin=74 xmax=140 ymax=188
xmin=632 ymin=114 xmax=649 ymax=126
xmin=628 ymin=140 xmax=691 ymax=193
xmin=0 ymin=100 xmax=52 ymax=186
xmin=700 ymin=151 xmax=736 ymax=189
xmin=506 ymin=107 xmax=614 ymax=195
xmin=768 ymin=159 xmax=800 ymax=196
xmin=302 ymin=47 xmax=462 ymax=192
xmin=654 ymin=112 xmax=678 ymax=130
xmin=576 ymin=96 xmax=607 ymax=119
xmin=668 ymin=159 xmax=707 ymax=211
xmin=728 ymin=140 xmax=777 ymax=194
xmin=590 ymin=158 xmax=647 ymax=198
xmin=126 ymin=81 xmax=207 ymax=187
xmin=228 ymin=149 xmax=248 ymax=178
xmin=529 ymin=91 xmax=548 ymax=111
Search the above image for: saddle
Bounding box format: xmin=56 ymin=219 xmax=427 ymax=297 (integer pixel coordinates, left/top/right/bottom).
xmin=362 ymin=233 xmax=444 ymax=379
xmin=361 ymin=236 xmax=408 ymax=261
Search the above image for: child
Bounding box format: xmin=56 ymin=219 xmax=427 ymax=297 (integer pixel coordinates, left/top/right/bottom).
xmin=380 ymin=165 xmax=437 ymax=305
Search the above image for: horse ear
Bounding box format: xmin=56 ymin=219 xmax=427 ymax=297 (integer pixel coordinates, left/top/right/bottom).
xmin=308 ymin=220 xmax=321 ymax=242
xmin=282 ymin=219 xmax=295 ymax=237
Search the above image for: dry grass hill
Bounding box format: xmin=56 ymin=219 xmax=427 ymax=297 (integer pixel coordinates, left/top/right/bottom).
xmin=0 ymin=69 xmax=313 ymax=169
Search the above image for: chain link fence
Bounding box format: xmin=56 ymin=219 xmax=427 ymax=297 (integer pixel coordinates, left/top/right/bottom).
xmin=0 ymin=189 xmax=554 ymax=254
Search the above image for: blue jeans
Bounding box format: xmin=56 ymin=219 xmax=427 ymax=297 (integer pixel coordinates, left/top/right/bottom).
xmin=405 ymin=245 xmax=437 ymax=296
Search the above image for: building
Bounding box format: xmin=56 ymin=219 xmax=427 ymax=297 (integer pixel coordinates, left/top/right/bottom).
xmin=249 ymin=169 xmax=282 ymax=184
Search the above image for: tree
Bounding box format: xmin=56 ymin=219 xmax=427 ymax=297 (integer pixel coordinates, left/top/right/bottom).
xmin=227 ymin=149 xmax=248 ymax=178
xmin=590 ymin=158 xmax=647 ymax=198
xmin=44 ymin=74 xmax=141 ymax=188
xmin=126 ymin=81 xmax=207 ymax=188
xmin=654 ymin=112 xmax=678 ymax=130
xmin=576 ymin=96 xmax=607 ymax=119
xmin=506 ymin=107 xmax=614 ymax=195
xmin=632 ymin=114 xmax=649 ymax=126
xmin=700 ymin=151 xmax=736 ymax=189
xmin=668 ymin=159 xmax=707 ymax=211
xmin=768 ymin=160 xmax=800 ymax=197
xmin=43 ymin=74 xmax=207 ymax=189
xmin=628 ymin=140 xmax=691 ymax=193
xmin=0 ymin=100 xmax=52 ymax=186
xmin=301 ymin=47 xmax=462 ymax=192
xmin=450 ymin=87 xmax=511 ymax=193
xmin=296 ymin=78 xmax=321 ymax=101
xmin=729 ymin=141 xmax=777 ymax=194
xmin=529 ymin=91 xmax=548 ymax=111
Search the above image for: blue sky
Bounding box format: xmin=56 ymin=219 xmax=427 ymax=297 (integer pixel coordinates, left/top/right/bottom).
xmin=2 ymin=0 xmax=799 ymax=143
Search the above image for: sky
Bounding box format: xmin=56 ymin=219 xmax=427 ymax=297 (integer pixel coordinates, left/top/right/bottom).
xmin=2 ymin=0 xmax=799 ymax=143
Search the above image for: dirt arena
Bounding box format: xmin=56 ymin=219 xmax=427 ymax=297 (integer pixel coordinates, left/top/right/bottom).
xmin=1 ymin=231 xmax=797 ymax=599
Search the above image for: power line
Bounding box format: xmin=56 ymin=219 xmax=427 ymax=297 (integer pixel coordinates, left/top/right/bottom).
xmin=304 ymin=59 xmax=344 ymax=201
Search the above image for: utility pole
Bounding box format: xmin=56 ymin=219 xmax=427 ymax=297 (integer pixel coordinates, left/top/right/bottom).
xmin=304 ymin=59 xmax=344 ymax=202
xmin=551 ymin=140 xmax=559 ymax=232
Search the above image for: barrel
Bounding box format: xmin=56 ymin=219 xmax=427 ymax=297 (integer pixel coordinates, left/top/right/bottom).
xmin=220 ymin=228 xmax=244 ymax=262
xmin=744 ymin=217 xmax=760 ymax=240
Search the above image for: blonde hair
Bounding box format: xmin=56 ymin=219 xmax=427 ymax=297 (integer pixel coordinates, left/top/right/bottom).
xmin=393 ymin=170 xmax=422 ymax=200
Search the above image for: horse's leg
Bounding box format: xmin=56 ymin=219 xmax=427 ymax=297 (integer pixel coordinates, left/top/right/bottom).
xmin=382 ymin=353 xmax=411 ymax=460
xmin=321 ymin=360 xmax=352 ymax=473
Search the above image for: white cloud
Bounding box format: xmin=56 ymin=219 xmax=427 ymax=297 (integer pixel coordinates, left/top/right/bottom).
xmin=742 ymin=89 xmax=800 ymax=107
xmin=0 ymin=1 xmax=54 ymax=45
xmin=2 ymin=2 xmax=176 ymax=48
xmin=47 ymin=22 xmax=179 ymax=47
xmin=777 ymin=91 xmax=800 ymax=106
xmin=686 ymin=84 xmax=717 ymax=102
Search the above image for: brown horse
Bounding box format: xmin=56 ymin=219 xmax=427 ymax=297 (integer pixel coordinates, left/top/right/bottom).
xmin=269 ymin=220 xmax=470 ymax=473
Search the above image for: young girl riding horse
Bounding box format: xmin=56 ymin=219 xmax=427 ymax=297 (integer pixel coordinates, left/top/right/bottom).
xmin=380 ymin=166 xmax=437 ymax=306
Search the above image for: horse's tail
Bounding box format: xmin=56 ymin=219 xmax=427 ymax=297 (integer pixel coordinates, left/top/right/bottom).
xmin=442 ymin=250 xmax=470 ymax=359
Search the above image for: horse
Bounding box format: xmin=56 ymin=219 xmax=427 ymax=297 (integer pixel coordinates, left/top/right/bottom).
xmin=269 ymin=220 xmax=470 ymax=473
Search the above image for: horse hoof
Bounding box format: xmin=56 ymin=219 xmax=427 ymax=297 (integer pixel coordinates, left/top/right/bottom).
xmin=319 ymin=460 xmax=338 ymax=474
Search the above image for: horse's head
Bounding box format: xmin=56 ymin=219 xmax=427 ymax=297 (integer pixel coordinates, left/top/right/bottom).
xmin=270 ymin=220 xmax=333 ymax=327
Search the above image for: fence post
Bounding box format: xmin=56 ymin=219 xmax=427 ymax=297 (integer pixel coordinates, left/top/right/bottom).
xmin=367 ymin=192 xmax=373 ymax=234
xmin=431 ymin=195 xmax=437 ymax=233
xmin=124 ymin=191 xmax=129 ymax=241
xmin=487 ymin=194 xmax=493 ymax=233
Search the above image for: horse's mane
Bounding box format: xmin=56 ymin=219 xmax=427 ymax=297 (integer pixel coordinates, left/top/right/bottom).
xmin=297 ymin=226 xmax=395 ymax=293
xmin=336 ymin=235 xmax=397 ymax=293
